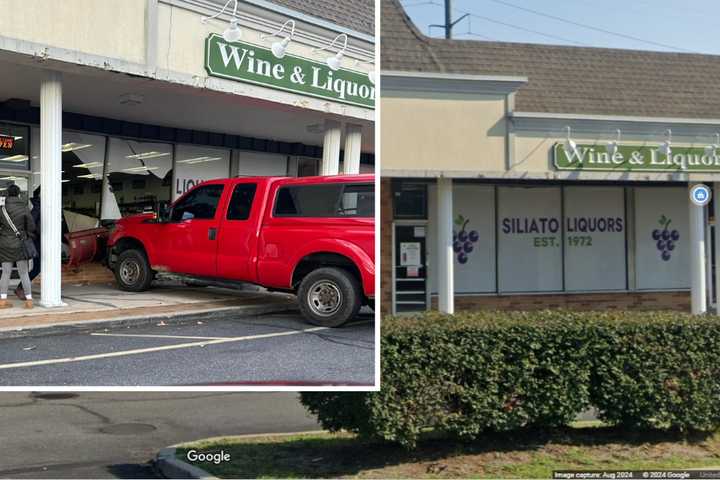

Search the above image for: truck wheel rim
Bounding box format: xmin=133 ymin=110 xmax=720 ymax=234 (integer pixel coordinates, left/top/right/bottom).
xmin=119 ymin=259 xmax=141 ymax=285
xmin=307 ymin=280 xmax=342 ymax=317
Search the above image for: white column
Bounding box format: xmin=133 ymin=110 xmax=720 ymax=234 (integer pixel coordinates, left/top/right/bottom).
xmin=40 ymin=71 xmax=65 ymax=308
xmin=714 ymin=183 xmax=720 ymax=313
xmin=320 ymin=120 xmax=341 ymax=175
xmin=437 ymin=177 xmax=454 ymax=314
xmin=689 ymin=184 xmax=706 ymax=315
xmin=343 ymin=124 xmax=362 ymax=174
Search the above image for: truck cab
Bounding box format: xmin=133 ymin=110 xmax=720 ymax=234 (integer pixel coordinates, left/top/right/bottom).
xmin=107 ymin=175 xmax=375 ymax=327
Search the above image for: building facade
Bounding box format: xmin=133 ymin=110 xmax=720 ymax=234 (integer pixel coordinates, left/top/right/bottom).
xmin=380 ymin=0 xmax=718 ymax=316
xmin=0 ymin=0 xmax=375 ymax=306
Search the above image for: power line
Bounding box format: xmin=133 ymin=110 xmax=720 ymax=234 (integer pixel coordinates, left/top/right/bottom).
xmin=455 ymin=31 xmax=495 ymax=41
xmin=402 ymin=0 xmax=587 ymax=46
xmin=483 ymin=0 xmax=696 ymax=53
xmin=457 ymin=9 xmax=589 ymax=46
xmin=400 ymin=0 xmax=437 ymax=8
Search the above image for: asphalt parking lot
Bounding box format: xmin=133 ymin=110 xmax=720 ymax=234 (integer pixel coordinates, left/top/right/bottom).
xmin=0 ymin=392 xmax=319 ymax=479
xmin=0 ymin=311 xmax=375 ymax=386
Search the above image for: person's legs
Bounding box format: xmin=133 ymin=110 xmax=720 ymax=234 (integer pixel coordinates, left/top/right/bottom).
xmin=0 ymin=262 xmax=13 ymax=308
xmin=15 ymin=260 xmax=32 ymax=308
xmin=16 ymin=242 xmax=39 ymax=300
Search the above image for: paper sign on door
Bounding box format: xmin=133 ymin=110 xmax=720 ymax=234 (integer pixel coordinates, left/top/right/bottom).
xmin=400 ymin=242 xmax=421 ymax=267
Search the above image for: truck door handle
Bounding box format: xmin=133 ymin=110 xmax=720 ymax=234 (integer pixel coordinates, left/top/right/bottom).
xmin=208 ymin=227 xmax=217 ymax=240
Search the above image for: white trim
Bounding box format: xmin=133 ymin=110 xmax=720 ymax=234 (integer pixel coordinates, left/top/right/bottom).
xmin=146 ymin=0 xmax=159 ymax=67
xmin=383 ymin=70 xmax=527 ymax=83
xmin=511 ymin=111 xmax=720 ymax=126
xmin=380 ymin=168 xmax=720 ymax=182
xmin=382 ymin=71 xmax=527 ymax=96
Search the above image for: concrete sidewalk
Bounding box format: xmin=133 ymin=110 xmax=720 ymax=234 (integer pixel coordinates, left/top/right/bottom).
xmin=0 ymin=281 xmax=296 ymax=338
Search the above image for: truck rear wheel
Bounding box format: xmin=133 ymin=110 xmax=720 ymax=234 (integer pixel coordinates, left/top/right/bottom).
xmin=114 ymin=249 xmax=154 ymax=292
xmin=298 ymin=267 xmax=361 ymax=327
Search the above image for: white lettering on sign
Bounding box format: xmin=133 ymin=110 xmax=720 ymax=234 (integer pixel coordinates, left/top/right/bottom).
xmin=217 ymin=43 xmax=287 ymax=81
xmin=557 ymin=143 xmax=720 ymax=172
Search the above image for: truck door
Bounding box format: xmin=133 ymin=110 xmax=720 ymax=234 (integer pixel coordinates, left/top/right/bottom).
xmin=216 ymin=181 xmax=259 ymax=281
xmin=157 ymin=183 xmax=225 ymax=277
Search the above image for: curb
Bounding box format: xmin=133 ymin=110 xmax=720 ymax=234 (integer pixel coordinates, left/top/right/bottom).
xmin=155 ymin=431 xmax=327 ymax=479
xmin=155 ymin=447 xmax=218 ymax=480
xmin=0 ymin=301 xmax=297 ymax=340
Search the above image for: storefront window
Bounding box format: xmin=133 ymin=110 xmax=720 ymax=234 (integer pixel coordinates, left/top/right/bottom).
xmin=32 ymin=129 xmax=106 ymax=229
xmin=237 ymin=151 xmax=288 ymax=177
xmin=634 ymin=187 xmax=690 ymax=290
xmin=393 ymin=182 xmax=427 ymax=219
xmin=296 ymin=157 xmax=319 ymax=177
xmin=428 ymin=184 xmax=496 ymax=294
xmin=564 ymin=187 xmax=627 ymax=291
xmin=0 ymin=123 xmax=29 ymax=172
xmin=0 ymin=176 xmax=28 ymax=195
xmin=497 ymin=186 xmax=563 ymax=293
xmin=103 ymin=138 xmax=173 ymax=219
xmin=174 ymin=145 xmax=230 ymax=200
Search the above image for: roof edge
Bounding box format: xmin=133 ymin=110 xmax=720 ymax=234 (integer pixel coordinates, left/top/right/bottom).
xmin=382 ymin=70 xmax=527 ymax=95
xmin=511 ymin=111 xmax=720 ymax=126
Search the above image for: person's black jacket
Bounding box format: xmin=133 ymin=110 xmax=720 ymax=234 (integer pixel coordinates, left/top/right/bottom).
xmin=30 ymin=196 xmax=40 ymax=239
xmin=0 ymin=196 xmax=37 ymax=262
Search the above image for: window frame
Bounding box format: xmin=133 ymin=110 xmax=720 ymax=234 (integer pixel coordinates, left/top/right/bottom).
xmin=170 ymin=183 xmax=225 ymax=222
xmin=226 ymin=182 xmax=258 ymax=221
xmin=272 ymin=182 xmax=374 ymax=218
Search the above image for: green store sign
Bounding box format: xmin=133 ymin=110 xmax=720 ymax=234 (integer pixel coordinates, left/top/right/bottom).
xmin=554 ymin=143 xmax=720 ymax=172
xmin=204 ymin=33 xmax=375 ymax=109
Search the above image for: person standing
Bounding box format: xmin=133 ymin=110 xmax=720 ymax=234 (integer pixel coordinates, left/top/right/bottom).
xmin=15 ymin=186 xmax=40 ymax=300
xmin=0 ymin=184 xmax=36 ymax=309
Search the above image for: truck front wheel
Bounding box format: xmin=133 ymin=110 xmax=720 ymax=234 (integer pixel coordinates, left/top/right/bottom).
xmin=298 ymin=267 xmax=361 ymax=327
xmin=114 ymin=249 xmax=154 ymax=292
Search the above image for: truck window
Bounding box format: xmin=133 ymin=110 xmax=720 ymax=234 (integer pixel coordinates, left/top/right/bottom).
xmin=339 ymin=183 xmax=374 ymax=217
xmin=170 ymin=184 xmax=224 ymax=222
xmin=273 ymin=183 xmax=374 ymax=218
xmin=226 ymin=183 xmax=257 ymax=220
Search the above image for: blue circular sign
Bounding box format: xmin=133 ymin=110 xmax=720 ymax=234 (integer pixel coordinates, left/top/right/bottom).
xmin=690 ymin=184 xmax=712 ymax=206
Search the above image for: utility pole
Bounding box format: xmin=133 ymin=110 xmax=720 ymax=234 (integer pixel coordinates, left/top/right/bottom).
xmin=444 ymin=0 xmax=453 ymax=39
xmin=429 ymin=0 xmax=469 ymax=39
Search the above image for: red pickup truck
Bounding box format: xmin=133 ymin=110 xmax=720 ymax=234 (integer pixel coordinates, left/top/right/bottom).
xmin=106 ymin=175 xmax=375 ymax=327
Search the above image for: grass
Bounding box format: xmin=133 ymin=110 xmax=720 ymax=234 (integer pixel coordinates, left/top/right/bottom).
xmin=175 ymin=427 xmax=720 ymax=479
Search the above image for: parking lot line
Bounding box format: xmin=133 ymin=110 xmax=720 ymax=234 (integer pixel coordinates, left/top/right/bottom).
xmin=90 ymin=333 xmax=230 ymax=340
xmin=0 ymin=326 xmax=330 ymax=371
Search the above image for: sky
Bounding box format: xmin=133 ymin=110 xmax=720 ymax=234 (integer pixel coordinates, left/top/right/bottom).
xmin=399 ymin=0 xmax=720 ymax=55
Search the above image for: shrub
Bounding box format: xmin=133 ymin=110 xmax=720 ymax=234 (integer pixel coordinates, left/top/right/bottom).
xmin=301 ymin=311 xmax=720 ymax=448
xmin=588 ymin=313 xmax=720 ymax=431
xmin=303 ymin=311 xmax=594 ymax=447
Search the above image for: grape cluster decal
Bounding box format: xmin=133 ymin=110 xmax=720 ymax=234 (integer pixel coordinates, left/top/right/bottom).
xmin=453 ymin=214 xmax=479 ymax=264
xmin=652 ymin=214 xmax=679 ymax=262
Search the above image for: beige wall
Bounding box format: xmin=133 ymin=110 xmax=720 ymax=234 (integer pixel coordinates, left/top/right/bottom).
xmin=381 ymin=92 xmax=507 ymax=172
xmin=0 ymin=0 xmax=147 ymax=63
xmin=156 ymin=4 xmax=372 ymax=80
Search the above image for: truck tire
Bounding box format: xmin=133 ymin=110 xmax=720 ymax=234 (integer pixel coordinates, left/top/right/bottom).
xmin=114 ymin=249 xmax=154 ymax=292
xmin=298 ymin=267 xmax=361 ymax=327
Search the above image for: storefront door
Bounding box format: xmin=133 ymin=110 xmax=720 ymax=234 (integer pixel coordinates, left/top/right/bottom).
xmin=393 ymin=223 xmax=428 ymax=314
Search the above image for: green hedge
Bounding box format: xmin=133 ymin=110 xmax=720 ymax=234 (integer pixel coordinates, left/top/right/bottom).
xmin=301 ymin=311 xmax=720 ymax=448
xmin=590 ymin=316 xmax=720 ymax=431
